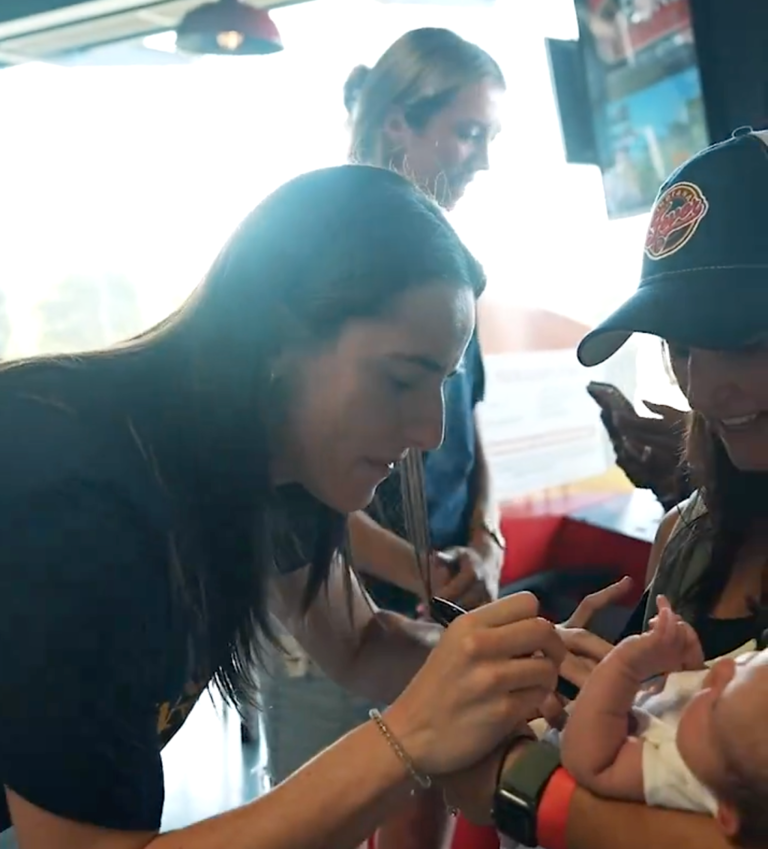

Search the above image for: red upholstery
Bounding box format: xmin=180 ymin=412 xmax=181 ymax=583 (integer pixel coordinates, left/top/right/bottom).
xmin=500 ymin=514 xmax=566 ymax=584
xmin=499 ymin=512 xmax=649 ymax=603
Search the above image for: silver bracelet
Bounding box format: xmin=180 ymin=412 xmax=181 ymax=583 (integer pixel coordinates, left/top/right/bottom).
xmin=369 ymin=708 xmax=432 ymax=789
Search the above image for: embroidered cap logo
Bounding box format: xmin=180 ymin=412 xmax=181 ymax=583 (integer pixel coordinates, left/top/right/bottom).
xmin=644 ymin=181 xmax=709 ymax=261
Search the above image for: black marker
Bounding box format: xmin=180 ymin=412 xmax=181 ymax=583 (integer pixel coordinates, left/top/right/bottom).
xmin=429 ymin=596 xmax=580 ymax=700
xmin=429 ymin=596 xmax=467 ymax=627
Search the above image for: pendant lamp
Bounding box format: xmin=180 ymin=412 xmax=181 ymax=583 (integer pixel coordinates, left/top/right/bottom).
xmin=176 ymin=0 xmax=283 ymax=56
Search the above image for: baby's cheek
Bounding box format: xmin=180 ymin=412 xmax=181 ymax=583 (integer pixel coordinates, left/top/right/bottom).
xmin=675 ymin=699 xmax=713 ymax=781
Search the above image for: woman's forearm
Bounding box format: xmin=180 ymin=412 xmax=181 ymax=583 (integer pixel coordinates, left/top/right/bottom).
xmin=348 ymin=511 xmax=421 ymax=594
xmin=468 ymin=418 xmax=501 ymax=546
xmin=344 ymin=609 xmax=441 ymax=704
xmin=14 ymin=721 xmax=414 ymax=849
xmin=565 ymin=786 xmax=728 ymax=849
xmin=152 ymin=721 xmax=412 ymax=849
xmin=272 ymin=559 xmax=438 ymax=705
xmin=467 ymin=421 xmax=504 ymax=590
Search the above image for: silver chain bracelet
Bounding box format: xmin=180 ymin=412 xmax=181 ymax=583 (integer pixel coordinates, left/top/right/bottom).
xmin=369 ymin=708 xmax=432 ymax=790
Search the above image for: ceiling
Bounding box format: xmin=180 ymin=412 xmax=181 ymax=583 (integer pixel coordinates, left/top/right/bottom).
xmin=0 ymin=0 xmax=311 ymax=66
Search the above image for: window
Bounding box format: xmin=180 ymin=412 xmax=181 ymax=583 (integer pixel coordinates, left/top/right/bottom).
xmin=0 ymin=0 xmax=683 ymax=409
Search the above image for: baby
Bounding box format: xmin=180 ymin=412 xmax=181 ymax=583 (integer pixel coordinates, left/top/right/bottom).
xmin=559 ymin=598 xmax=768 ymax=848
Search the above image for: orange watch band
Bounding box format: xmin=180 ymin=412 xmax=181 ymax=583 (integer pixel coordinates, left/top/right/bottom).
xmin=536 ymin=767 xmax=577 ymax=849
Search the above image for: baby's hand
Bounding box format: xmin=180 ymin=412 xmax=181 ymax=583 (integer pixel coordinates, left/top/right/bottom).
xmin=652 ymin=596 xmax=704 ymax=670
xmin=614 ymin=598 xmax=704 ymax=681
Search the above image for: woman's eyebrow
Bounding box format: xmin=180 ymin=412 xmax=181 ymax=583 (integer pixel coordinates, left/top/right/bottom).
xmin=386 ymin=353 xmax=447 ymax=374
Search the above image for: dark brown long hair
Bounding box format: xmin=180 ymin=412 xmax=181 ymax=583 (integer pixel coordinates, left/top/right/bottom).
xmin=714 ymin=739 xmax=768 ymax=849
xmin=679 ymin=412 xmax=768 ymax=615
xmin=0 ymin=165 xmax=486 ymax=705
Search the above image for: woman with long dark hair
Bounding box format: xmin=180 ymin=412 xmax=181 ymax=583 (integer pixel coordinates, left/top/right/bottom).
xmin=257 ymin=28 xmax=509 ymax=849
xmin=448 ymin=128 xmax=768 ymax=849
xmin=0 ymin=164 xmax=573 ymax=849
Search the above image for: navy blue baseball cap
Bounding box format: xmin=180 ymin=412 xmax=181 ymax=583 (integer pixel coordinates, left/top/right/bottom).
xmin=578 ymin=127 xmax=768 ymax=367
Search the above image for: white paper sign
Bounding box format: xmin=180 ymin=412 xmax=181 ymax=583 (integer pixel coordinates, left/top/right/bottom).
xmin=479 ymin=349 xmax=613 ymax=500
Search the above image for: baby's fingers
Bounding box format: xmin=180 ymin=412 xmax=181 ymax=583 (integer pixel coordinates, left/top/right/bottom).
xmin=679 ymin=620 xmax=705 ymax=669
xmin=654 ymin=607 xmax=679 ymax=643
xmin=540 ymin=693 xmax=568 ymax=732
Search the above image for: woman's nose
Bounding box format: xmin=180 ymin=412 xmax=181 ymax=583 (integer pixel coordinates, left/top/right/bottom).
xmin=405 ymin=394 xmax=445 ymax=452
xmin=473 ymin=139 xmax=490 ymax=172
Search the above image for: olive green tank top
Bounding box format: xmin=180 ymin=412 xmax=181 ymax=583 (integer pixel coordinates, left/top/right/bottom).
xmin=644 ymin=493 xmax=761 ymax=659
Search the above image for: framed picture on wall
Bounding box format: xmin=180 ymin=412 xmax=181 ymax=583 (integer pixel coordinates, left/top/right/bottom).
xmin=575 ymin=0 xmax=709 ymax=219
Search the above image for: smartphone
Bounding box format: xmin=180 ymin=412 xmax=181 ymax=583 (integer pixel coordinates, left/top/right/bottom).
xmin=586 ymin=381 xmax=636 ymax=417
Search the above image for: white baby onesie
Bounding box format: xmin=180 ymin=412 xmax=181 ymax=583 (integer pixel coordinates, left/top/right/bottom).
xmin=499 ymin=641 xmax=756 ymax=848
xmin=636 ymin=638 xmax=756 ymax=814
xmin=634 ymin=669 xmax=717 ymax=814
xmin=532 ymin=670 xmax=716 ymax=813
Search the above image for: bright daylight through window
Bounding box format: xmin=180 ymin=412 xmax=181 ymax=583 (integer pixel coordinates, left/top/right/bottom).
xmin=0 ymin=0 xmax=684 ymax=409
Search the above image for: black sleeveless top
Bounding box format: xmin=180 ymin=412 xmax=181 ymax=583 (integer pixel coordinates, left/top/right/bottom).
xmin=621 ymin=586 xmax=759 ymax=659
xmin=622 ymin=495 xmax=765 ymax=658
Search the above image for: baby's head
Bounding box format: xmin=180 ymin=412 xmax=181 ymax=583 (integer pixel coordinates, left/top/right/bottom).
xmin=677 ymin=649 xmax=768 ymax=848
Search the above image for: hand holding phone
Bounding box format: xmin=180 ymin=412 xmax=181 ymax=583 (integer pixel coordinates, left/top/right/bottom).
xmin=586 ymin=381 xmax=636 ymax=418
xmin=587 ymin=381 xmax=639 ymax=446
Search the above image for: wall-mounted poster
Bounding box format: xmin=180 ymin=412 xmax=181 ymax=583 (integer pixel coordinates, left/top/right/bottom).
xmin=576 ymin=0 xmax=709 ymax=219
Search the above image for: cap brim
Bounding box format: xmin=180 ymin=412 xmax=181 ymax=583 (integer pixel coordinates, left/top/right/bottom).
xmin=577 ymin=268 xmax=768 ymax=367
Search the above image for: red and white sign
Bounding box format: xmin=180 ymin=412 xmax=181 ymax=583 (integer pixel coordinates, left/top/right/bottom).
xmin=586 ymin=0 xmax=692 ymax=63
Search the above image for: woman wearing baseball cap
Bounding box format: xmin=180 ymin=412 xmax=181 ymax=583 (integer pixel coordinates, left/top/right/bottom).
xmin=578 ymin=125 xmax=768 ymax=368
xmin=447 ymin=128 xmax=768 ymax=849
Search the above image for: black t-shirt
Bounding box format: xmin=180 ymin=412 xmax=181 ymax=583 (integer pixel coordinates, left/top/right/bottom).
xmin=0 ymin=391 xmax=237 ymax=832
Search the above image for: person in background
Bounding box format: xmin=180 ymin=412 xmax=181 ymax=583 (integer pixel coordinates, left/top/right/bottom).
xmin=258 ymin=28 xmax=507 ymax=849
xmin=346 ymin=28 xmax=506 ymax=613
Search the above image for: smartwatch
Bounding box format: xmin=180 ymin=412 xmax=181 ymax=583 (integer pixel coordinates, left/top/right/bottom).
xmin=492 ymin=740 xmax=565 ymax=848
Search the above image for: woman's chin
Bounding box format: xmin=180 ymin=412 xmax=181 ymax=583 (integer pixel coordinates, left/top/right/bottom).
xmin=304 ymin=462 xmax=393 ymax=514
xmin=722 ymin=442 xmax=768 ymax=473
xmin=310 ymin=481 xmax=378 ymax=515
xmin=351 ymin=478 xmax=384 ymax=511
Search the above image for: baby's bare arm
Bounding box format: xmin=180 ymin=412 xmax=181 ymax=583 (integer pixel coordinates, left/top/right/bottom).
xmin=562 ymin=602 xmax=700 ymax=802
xmin=561 ymin=640 xmax=645 ymax=802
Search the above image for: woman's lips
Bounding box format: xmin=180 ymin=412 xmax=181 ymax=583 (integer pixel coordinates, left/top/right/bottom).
xmin=717 ymin=412 xmax=763 ymax=432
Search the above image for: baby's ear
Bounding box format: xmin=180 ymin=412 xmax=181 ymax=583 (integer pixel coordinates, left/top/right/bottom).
xmin=715 ymin=800 xmax=740 ymax=839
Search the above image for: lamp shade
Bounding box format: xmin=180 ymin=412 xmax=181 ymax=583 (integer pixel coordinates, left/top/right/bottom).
xmin=176 ymin=0 xmax=283 ymax=56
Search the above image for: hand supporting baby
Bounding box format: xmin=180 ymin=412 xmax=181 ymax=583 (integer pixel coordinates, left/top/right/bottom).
xmin=560 ymin=597 xmax=704 ymax=802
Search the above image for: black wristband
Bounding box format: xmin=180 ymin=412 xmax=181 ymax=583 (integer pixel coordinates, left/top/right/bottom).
xmin=495 ymin=731 xmax=535 ymax=785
